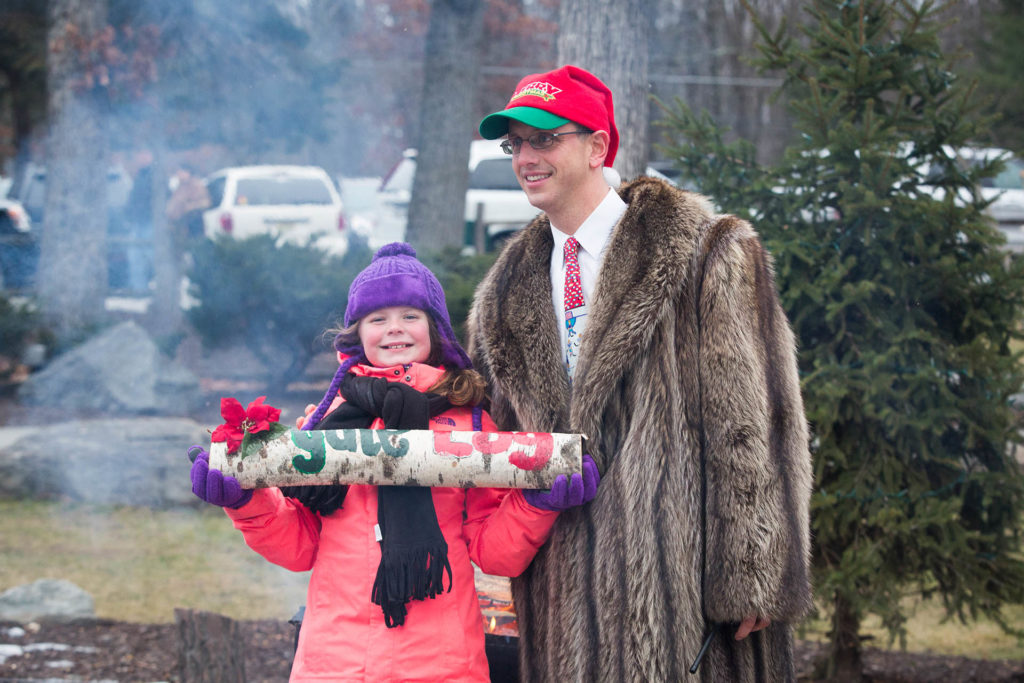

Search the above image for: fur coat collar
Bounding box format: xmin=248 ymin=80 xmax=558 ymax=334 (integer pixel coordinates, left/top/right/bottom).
xmin=469 ymin=176 xmax=813 ymax=682
xmin=471 ymin=177 xmax=716 ymax=443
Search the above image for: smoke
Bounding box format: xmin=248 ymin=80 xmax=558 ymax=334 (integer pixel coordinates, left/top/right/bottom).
xmin=2 ymin=1 xmax=358 ymax=497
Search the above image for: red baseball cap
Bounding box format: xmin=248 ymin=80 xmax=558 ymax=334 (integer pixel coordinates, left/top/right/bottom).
xmin=479 ymin=64 xmax=618 ymax=167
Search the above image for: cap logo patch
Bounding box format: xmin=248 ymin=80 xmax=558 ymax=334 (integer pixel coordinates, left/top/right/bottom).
xmin=511 ymin=81 xmax=562 ymax=102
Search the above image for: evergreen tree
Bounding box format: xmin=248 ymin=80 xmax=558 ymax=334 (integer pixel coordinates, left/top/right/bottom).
xmin=658 ymin=1 xmax=1024 ymax=679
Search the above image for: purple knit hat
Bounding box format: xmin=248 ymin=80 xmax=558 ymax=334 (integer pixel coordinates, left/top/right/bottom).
xmin=303 ymin=243 xmax=476 ymax=431
xmin=341 ymin=242 xmax=472 ymax=371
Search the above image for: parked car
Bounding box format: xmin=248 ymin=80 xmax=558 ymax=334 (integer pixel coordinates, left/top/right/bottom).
xmin=0 ymin=162 xmax=134 ymax=290
xmin=921 ymin=146 xmax=1024 ymax=251
xmin=362 ymin=141 xmax=677 ymax=250
xmin=0 ymin=195 xmax=34 ymax=289
xmin=367 ymin=141 xmax=540 ymax=250
xmin=202 ymin=165 xmax=348 ymax=255
xmin=9 ymin=161 xmax=132 ymax=226
xmin=0 ymin=196 xmax=31 ymax=234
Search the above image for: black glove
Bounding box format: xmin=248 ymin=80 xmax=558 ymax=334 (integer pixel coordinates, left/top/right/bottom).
xmin=340 ymin=373 xmax=448 ymax=429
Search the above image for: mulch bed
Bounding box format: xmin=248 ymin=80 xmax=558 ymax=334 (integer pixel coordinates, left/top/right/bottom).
xmin=2 ymin=618 xmax=1023 ymax=682
xmin=0 ymin=618 xmax=292 ymax=682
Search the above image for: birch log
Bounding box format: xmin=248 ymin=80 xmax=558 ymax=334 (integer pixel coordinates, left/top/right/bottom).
xmin=208 ymin=428 xmax=582 ymax=489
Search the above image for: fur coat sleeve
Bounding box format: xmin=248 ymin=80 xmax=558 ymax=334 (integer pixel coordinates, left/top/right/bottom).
xmin=468 ymin=176 xmax=813 ymax=682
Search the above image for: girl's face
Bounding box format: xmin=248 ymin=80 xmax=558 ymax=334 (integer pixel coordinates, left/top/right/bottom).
xmin=358 ymin=306 xmax=432 ymax=367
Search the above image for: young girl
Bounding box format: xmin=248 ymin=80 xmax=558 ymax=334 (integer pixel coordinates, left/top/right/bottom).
xmin=189 ymin=242 xmax=597 ymax=682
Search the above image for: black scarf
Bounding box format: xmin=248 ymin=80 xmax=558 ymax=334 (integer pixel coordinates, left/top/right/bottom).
xmin=281 ymin=373 xmax=453 ymax=628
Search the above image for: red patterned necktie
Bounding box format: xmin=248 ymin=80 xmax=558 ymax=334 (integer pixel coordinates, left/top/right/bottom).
xmin=564 ymin=237 xmax=587 ymax=377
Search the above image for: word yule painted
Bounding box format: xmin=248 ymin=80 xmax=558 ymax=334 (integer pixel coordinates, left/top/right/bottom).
xmin=208 ymin=427 xmax=583 ymax=489
xmin=206 ymin=396 xmax=583 ymax=489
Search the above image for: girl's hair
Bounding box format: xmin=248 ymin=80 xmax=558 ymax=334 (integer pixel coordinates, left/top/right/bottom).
xmin=328 ymin=314 xmax=486 ymax=407
xmin=428 ymin=365 xmax=487 ymax=407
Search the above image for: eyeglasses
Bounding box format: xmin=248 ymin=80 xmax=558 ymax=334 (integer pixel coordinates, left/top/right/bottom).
xmin=500 ymin=130 xmax=592 ymax=155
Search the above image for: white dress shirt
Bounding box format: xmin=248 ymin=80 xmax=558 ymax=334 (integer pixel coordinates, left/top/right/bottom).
xmin=549 ymin=188 xmax=628 ymax=365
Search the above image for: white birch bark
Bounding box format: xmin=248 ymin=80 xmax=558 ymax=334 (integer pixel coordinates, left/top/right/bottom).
xmin=209 ymin=428 xmax=582 ymax=489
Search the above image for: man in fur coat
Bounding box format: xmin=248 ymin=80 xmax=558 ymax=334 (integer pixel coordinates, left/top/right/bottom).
xmin=467 ymin=65 xmax=814 ymax=681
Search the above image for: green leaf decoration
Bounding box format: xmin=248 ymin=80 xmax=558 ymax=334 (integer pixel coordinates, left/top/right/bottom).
xmin=239 ymin=421 xmax=290 ymax=460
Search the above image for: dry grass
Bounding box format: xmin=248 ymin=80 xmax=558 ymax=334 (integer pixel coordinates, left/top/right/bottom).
xmin=799 ymin=598 xmax=1024 ymax=660
xmin=860 ymin=601 xmax=1024 ymax=660
xmin=0 ymin=501 xmax=308 ymax=623
xmin=1 ymin=501 xmax=1022 ymax=660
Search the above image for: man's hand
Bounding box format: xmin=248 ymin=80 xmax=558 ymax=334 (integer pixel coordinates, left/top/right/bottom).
xmin=734 ymin=615 xmax=771 ymax=640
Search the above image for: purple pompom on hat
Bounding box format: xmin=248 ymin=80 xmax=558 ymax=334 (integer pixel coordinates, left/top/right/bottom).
xmin=341 ymin=242 xmax=472 ymax=371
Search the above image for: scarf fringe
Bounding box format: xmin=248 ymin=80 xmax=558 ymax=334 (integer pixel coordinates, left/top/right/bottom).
xmin=371 ymin=543 xmax=453 ymax=628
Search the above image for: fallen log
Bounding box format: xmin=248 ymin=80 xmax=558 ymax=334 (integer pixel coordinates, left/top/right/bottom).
xmin=208 ymin=428 xmax=582 ymax=489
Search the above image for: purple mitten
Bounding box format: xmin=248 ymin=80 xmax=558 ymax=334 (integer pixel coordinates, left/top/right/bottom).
xmin=523 ymin=454 xmax=599 ymax=511
xmin=188 ymin=445 xmax=253 ymax=509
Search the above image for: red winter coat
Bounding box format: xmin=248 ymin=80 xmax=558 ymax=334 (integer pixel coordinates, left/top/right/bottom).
xmin=226 ymin=360 xmax=558 ymax=682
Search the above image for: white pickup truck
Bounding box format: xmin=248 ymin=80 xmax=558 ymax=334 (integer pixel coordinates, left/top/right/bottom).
xmin=369 ymin=140 xmax=541 ymax=250
xmin=353 ymin=142 xmax=678 ymax=251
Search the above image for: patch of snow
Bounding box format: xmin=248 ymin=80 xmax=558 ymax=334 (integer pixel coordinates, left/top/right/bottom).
xmin=0 ymin=643 xmax=23 ymax=664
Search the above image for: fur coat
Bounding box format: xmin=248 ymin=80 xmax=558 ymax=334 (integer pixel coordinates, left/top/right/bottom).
xmin=467 ymin=176 xmax=814 ymax=682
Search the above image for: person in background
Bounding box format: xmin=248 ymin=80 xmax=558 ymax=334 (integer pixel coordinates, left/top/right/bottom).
xmin=166 ymin=163 xmax=210 ymax=273
xmin=166 ymin=164 xmax=210 ymax=245
xmin=189 ymin=242 xmax=598 ymax=682
xmin=467 ymin=64 xmax=813 ymax=681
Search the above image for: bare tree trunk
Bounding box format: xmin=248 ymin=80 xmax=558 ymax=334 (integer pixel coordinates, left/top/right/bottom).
xmin=5 ymin=69 xmax=39 ymax=196
xmin=149 ymin=141 xmax=181 ymax=337
xmin=405 ymin=0 xmax=485 ymax=250
xmin=557 ymin=0 xmax=653 ymax=182
xmin=825 ymin=591 xmax=865 ymax=682
xmin=40 ymin=0 xmax=109 ymax=340
xmin=648 ymin=0 xmax=799 ymax=166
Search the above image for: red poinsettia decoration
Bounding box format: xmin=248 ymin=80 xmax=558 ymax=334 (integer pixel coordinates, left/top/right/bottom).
xmin=211 ymin=396 xmax=282 ymax=454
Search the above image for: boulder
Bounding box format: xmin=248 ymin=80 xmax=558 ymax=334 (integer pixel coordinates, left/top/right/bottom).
xmin=0 ymin=417 xmax=210 ymax=507
xmin=0 ymin=579 xmax=95 ymax=623
xmin=17 ymin=321 xmax=201 ymax=416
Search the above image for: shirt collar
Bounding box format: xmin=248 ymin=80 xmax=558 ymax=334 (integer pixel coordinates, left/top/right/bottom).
xmin=550 ymin=188 xmax=627 ymax=261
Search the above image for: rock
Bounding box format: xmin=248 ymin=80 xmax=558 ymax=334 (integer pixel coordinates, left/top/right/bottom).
xmin=0 ymin=580 xmax=94 ymax=623
xmin=17 ymin=321 xmax=201 ymax=416
xmin=0 ymin=417 xmax=210 ymax=507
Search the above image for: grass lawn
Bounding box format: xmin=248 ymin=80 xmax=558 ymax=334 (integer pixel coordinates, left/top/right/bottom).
xmin=0 ymin=500 xmax=308 ymax=623
xmin=798 ymin=599 xmax=1024 ymax=660
xmin=0 ymin=500 xmax=1022 ymax=660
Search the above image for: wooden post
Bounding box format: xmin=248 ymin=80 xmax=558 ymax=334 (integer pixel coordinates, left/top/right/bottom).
xmin=175 ymin=608 xmax=246 ymax=683
xmin=208 ymin=428 xmax=582 ymax=490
